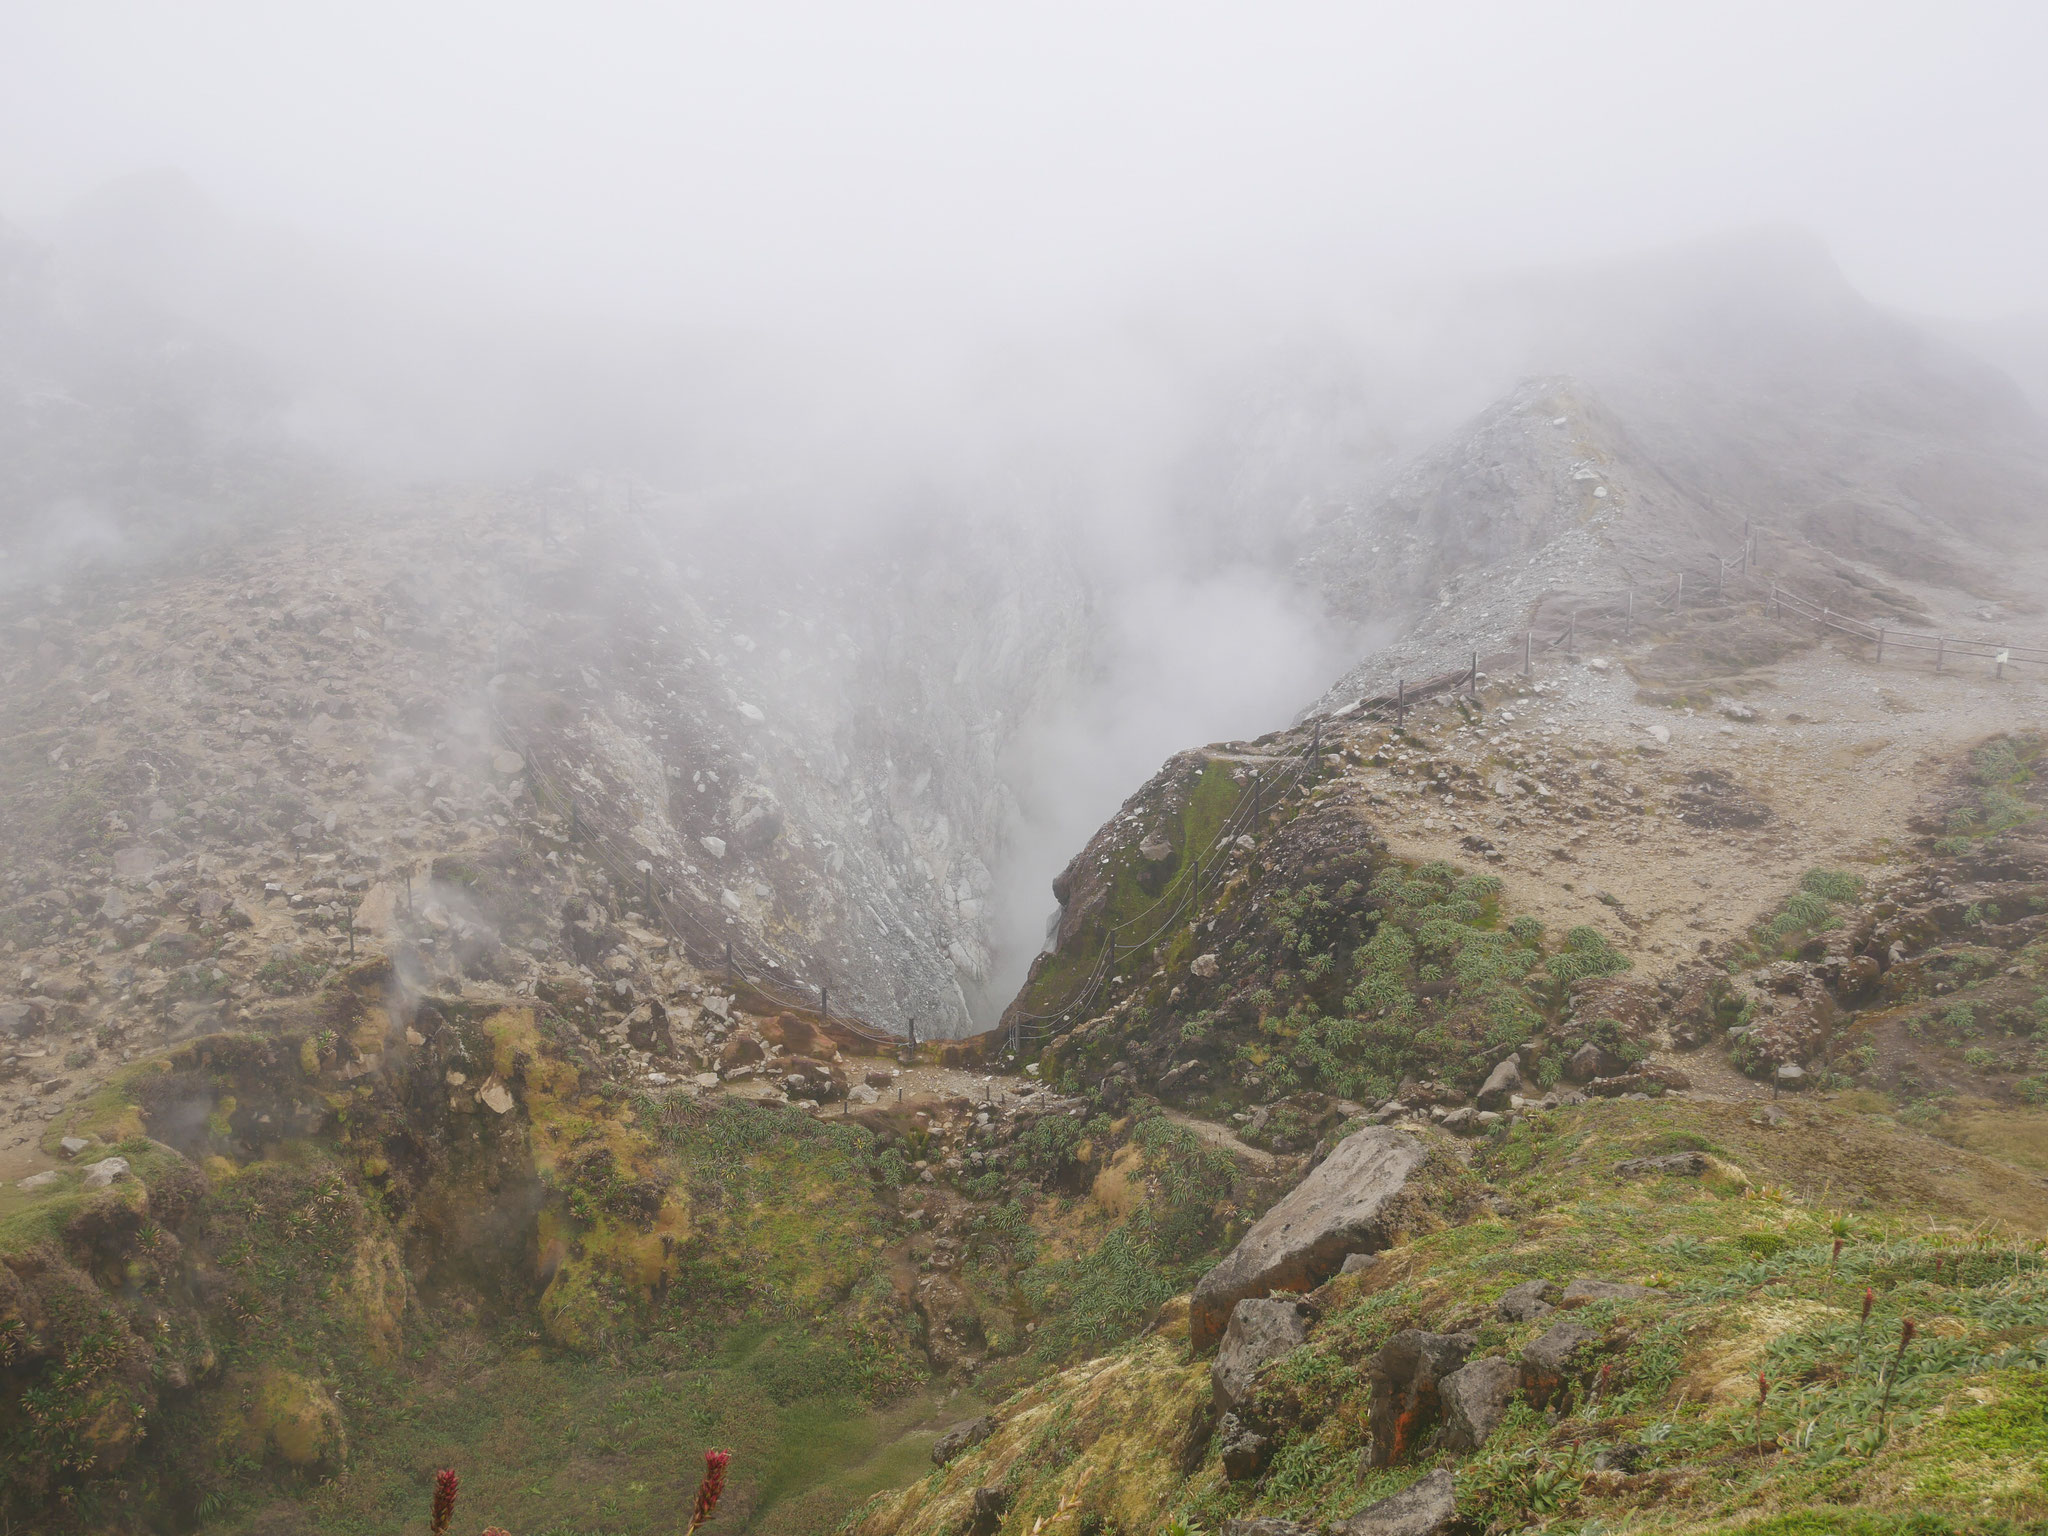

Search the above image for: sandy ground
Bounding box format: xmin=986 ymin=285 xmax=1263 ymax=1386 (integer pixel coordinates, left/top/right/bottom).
xmin=1341 ymin=630 xmax=2048 ymax=985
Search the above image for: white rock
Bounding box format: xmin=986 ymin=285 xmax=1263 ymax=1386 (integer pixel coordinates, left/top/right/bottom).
xmin=1646 ymin=724 xmax=1671 ymax=745
xmin=492 ymin=750 xmax=525 ymax=776
xmin=694 ymin=1072 xmax=721 ymax=1089
xmin=82 ymin=1156 xmax=131 ymax=1189
xmin=477 ymin=1078 xmax=515 ymax=1114
xmin=736 ymin=702 xmax=766 ymax=723
xmin=700 ymin=836 xmax=727 ymax=859
xmin=721 ymin=888 xmax=744 ymax=914
xmin=17 ymin=1170 xmax=61 ymax=1192
xmin=1190 ymin=953 xmax=1220 ymax=979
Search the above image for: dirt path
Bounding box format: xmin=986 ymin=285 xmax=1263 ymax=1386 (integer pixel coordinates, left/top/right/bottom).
xmin=1160 ymin=1108 xmax=1282 ymax=1168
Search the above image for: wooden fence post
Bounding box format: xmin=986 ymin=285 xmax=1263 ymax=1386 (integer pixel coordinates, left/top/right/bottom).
xmin=1876 ymin=627 xmax=1885 ymax=663
xmin=1676 ymin=571 xmax=1684 ymax=609
xmin=1396 ymin=678 xmax=1405 ymax=726
xmin=1524 ymin=631 xmax=1533 ymax=678
xmin=1936 ymin=635 xmax=1944 ymax=674
xmin=1626 ymin=587 xmax=1634 ymax=632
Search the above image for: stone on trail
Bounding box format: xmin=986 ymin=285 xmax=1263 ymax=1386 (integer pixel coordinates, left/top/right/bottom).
xmin=1190 ymin=1125 xmax=1429 ymax=1351
xmin=1211 ymin=1296 xmax=1311 ymax=1412
xmin=1224 ymin=1522 xmax=1322 ymax=1536
xmin=17 ymin=1170 xmax=61 ymax=1193
xmin=930 ymin=1414 xmax=994 ymax=1466
xmin=58 ymin=1135 xmax=92 ymax=1159
xmin=1190 ymin=952 xmax=1220 ymax=979
xmin=1329 ymin=1466 xmax=1457 ymax=1536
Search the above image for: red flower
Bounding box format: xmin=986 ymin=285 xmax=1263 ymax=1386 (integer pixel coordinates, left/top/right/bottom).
xmin=1900 ymin=1317 xmax=1917 ymax=1347
xmin=431 ymin=1469 xmax=458 ymax=1536
xmin=1861 ymin=1288 xmax=1874 ymax=1325
xmin=1757 ymin=1370 xmax=1769 ymax=1403
xmin=688 ymin=1449 xmax=733 ymax=1535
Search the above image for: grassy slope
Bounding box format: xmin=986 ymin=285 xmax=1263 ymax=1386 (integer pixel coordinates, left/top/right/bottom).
xmin=854 ymin=1096 xmax=2048 ymax=1536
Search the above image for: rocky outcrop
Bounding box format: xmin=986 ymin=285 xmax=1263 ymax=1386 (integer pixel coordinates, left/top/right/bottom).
xmin=1191 ymin=1127 xmax=1431 ymax=1350
xmin=1212 ymin=1297 xmax=1311 ymax=1412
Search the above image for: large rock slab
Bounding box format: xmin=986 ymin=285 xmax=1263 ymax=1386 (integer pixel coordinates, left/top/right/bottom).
xmin=1330 ymin=1467 xmax=1457 ymax=1536
xmin=1212 ymin=1297 xmax=1311 ymax=1411
xmin=1191 ymin=1126 xmax=1430 ymax=1350
xmin=1436 ymin=1355 xmax=1518 ymax=1451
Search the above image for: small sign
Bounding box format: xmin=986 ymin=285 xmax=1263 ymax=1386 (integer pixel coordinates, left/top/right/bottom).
xmin=1998 ymin=650 xmax=2012 ymax=666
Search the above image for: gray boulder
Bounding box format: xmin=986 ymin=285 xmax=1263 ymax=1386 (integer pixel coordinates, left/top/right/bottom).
xmin=82 ymin=1156 xmax=131 ymax=1189
xmin=1520 ymin=1319 xmax=1599 ymax=1411
xmin=0 ymin=1001 xmax=43 ymax=1039
xmin=1223 ymin=1522 xmax=1321 ymax=1536
xmin=1329 ymin=1467 xmax=1457 ymax=1536
xmin=16 ymin=1170 xmax=61 ymax=1193
xmin=1212 ymin=1297 xmax=1311 ymax=1411
xmin=1191 ymin=1127 xmax=1429 ymax=1350
xmin=1341 ymin=1252 xmax=1381 ymax=1276
xmin=1217 ymin=1412 xmax=1274 ymax=1481
xmin=1496 ymin=1279 xmax=1558 ymax=1322
xmin=1366 ymin=1330 xmax=1474 ymax=1467
xmin=58 ymin=1135 xmax=93 ymax=1159
xmin=931 ymin=1415 xmax=994 ymax=1466
xmin=1436 ymin=1356 xmax=1518 ymax=1451
xmin=1567 ymin=1043 xmax=1625 ymax=1081
xmin=1476 ymin=1057 xmax=1521 ymax=1111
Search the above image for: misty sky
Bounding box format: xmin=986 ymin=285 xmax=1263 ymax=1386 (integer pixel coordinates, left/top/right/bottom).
xmin=4 ymin=2 xmax=2045 ymax=331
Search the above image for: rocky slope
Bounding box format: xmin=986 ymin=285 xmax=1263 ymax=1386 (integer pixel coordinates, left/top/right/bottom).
xmin=7 ymin=227 xmax=2048 ymax=1536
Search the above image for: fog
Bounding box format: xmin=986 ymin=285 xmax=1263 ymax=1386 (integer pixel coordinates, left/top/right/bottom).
xmin=3 ymin=3 xmax=2046 ymax=1023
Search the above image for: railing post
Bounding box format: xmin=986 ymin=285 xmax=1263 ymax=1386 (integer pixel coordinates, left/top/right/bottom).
xmin=1523 ymin=631 xmax=1532 ymax=678
xmin=820 ymin=984 xmax=828 ymax=1020
xmin=1566 ymin=613 xmax=1576 ymax=653
xmin=1936 ymin=634 xmax=1945 ymax=674
xmin=1676 ymin=571 xmax=1684 ymax=609
xmin=1876 ymin=626 xmax=1884 ymax=664
xmin=1626 ymin=587 xmax=1634 ymax=632
xmin=1395 ymin=678 xmax=1405 ymax=726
